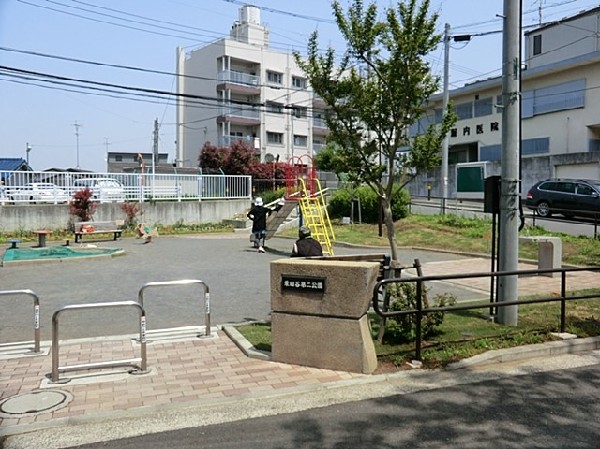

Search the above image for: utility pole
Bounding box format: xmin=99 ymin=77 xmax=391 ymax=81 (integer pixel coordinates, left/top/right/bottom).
xmin=497 ymin=0 xmax=521 ymax=326
xmin=441 ymin=23 xmax=451 ymax=214
xmin=440 ymin=24 xmax=470 ymax=214
xmin=73 ymin=121 xmax=82 ymax=168
xmin=104 ymin=138 xmax=111 ymax=172
xmin=176 ymin=46 xmax=185 ymax=169
xmin=152 ymin=118 xmax=159 ymax=175
xmin=26 ymin=142 xmax=32 ymax=165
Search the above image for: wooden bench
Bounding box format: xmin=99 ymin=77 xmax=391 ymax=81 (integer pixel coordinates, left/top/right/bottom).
xmin=74 ymin=221 xmax=123 ymax=243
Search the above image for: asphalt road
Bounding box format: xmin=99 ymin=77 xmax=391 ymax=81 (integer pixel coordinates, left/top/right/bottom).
xmin=62 ymin=364 xmax=600 ymax=449
xmin=0 ymin=234 xmax=471 ymax=342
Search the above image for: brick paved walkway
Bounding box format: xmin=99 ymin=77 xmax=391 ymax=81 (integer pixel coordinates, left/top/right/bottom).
xmin=408 ymin=257 xmax=600 ymax=297
xmin=0 ymin=330 xmax=362 ymax=430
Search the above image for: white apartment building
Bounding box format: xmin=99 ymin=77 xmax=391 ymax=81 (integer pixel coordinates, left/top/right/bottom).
xmin=410 ymin=6 xmax=600 ymax=198
xmin=175 ymin=5 xmax=327 ymax=168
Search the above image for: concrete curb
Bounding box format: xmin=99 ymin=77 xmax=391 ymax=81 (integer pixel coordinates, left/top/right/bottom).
xmin=447 ymin=335 xmax=600 ymax=369
xmin=224 ymin=322 xmax=600 ymax=372
xmin=222 ymin=324 xmax=271 ymax=361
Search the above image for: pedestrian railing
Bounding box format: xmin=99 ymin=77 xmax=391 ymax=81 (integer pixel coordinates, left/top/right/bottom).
xmin=0 ymin=289 xmax=41 ymax=354
xmin=137 ymin=279 xmax=212 ymax=338
xmin=372 ymin=264 xmax=600 ymax=360
xmin=51 ymin=301 xmax=148 ymax=383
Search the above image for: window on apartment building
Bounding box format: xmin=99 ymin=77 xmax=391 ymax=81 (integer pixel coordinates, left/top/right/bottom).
xmin=480 ymin=145 xmax=501 ymax=162
xmin=267 ymin=132 xmax=284 ymax=144
xmin=533 ymin=35 xmax=542 ymax=55
xmin=535 ymin=79 xmax=585 ymax=115
xmin=266 ymin=102 xmax=284 ymax=114
xmin=292 ymin=106 xmax=308 ymax=118
xmin=267 ymin=71 xmax=283 ymax=85
xmin=474 ymin=97 xmax=493 ymax=117
xmin=115 ymin=155 xmax=122 ymax=162
xmin=409 ymin=113 xmax=436 ymax=137
xmin=292 ymin=76 xmax=307 ymax=89
xmin=454 ymin=102 xmax=473 ymax=120
xmin=522 ymin=137 xmax=549 ymax=155
xmin=522 ymin=79 xmax=586 ymax=118
xmin=293 ymin=135 xmax=307 ymax=147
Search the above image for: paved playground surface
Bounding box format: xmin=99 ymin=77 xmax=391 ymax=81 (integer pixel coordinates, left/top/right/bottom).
xmin=1 ymin=233 xmax=600 ymax=448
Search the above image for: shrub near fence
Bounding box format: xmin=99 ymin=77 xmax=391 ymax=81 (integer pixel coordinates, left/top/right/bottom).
xmin=329 ymin=185 xmax=410 ymax=223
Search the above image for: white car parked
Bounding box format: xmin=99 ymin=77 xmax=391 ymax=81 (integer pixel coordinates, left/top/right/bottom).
xmin=9 ymin=182 xmax=69 ymax=203
xmin=73 ymin=178 xmax=126 ymax=202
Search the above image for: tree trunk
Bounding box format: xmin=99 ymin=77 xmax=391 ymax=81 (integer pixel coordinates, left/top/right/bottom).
xmin=375 ymin=196 xmax=404 ymax=343
xmin=381 ymin=197 xmax=398 ymax=263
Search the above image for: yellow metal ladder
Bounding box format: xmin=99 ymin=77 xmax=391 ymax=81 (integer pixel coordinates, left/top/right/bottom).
xmin=297 ymin=178 xmax=335 ymax=255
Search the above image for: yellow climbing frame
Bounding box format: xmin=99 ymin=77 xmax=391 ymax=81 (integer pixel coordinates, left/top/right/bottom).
xmin=297 ymin=177 xmax=335 ymax=255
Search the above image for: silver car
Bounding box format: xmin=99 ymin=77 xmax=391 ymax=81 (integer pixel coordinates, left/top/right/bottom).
xmin=9 ymin=182 xmax=69 ymax=203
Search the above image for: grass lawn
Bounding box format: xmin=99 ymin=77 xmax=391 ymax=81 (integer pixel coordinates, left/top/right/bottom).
xmin=245 ymin=213 xmax=600 ymax=371
xmin=236 ymin=292 xmax=600 ymax=371
xmin=280 ymin=214 xmax=600 ymax=267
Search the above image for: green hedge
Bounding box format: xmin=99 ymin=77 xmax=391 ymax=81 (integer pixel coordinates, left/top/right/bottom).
xmin=328 ymin=185 xmax=410 ymax=223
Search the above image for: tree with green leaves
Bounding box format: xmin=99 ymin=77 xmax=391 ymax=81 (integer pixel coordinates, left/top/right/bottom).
xmin=294 ymin=0 xmax=456 ymax=263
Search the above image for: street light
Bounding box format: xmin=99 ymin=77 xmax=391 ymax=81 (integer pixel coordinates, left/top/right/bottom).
xmin=26 ymin=142 xmax=32 ymax=165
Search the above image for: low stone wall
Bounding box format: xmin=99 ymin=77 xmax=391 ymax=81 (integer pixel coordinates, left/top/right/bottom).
xmin=0 ymin=199 xmax=249 ymax=233
xmin=270 ymin=258 xmax=379 ymax=374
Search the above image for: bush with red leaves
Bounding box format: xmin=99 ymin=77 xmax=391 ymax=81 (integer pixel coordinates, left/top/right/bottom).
xmin=69 ymin=187 xmax=97 ymax=222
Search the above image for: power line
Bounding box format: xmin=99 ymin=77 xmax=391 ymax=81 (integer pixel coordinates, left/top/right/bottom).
xmin=216 ymin=0 xmax=335 ymax=23
xmin=15 ymin=0 xmax=339 ymax=57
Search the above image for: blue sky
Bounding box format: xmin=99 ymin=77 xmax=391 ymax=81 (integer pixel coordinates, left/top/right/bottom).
xmin=1 ymin=0 xmax=598 ymax=171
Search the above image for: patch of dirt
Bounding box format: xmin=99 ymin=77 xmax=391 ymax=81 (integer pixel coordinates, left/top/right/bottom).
xmin=373 ymin=358 xmax=413 ymax=374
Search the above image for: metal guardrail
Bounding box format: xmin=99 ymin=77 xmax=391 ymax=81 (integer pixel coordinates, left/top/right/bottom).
xmin=137 ymin=280 xmax=211 ymax=337
xmin=51 ymin=300 xmax=148 ymax=383
xmin=0 ymin=289 xmax=41 ymax=353
xmin=372 ymin=264 xmax=600 ymax=361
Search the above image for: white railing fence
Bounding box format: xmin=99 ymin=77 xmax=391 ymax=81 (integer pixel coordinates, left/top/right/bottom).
xmin=0 ymin=171 xmax=252 ymax=204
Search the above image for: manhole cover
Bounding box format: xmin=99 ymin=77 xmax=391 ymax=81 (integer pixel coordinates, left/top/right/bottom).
xmin=0 ymin=390 xmax=73 ymax=417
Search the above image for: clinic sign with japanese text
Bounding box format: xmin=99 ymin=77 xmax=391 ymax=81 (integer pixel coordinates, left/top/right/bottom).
xmin=281 ymin=275 xmax=326 ymax=293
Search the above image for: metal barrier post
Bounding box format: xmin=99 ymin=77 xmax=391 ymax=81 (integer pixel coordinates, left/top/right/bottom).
xmin=415 ymin=279 xmax=423 ymax=361
xmin=560 ymin=271 xmax=567 ymax=333
xmin=0 ymin=289 xmax=41 ymax=353
xmin=51 ymin=300 xmax=147 ymax=383
xmin=138 ymin=279 xmax=211 ymax=337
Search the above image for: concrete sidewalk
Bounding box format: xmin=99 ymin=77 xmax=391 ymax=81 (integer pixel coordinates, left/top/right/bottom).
xmin=2 ymin=238 xmax=600 ymax=448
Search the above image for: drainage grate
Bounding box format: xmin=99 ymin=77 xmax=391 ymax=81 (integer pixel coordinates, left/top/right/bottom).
xmin=0 ymin=390 xmax=73 ymax=418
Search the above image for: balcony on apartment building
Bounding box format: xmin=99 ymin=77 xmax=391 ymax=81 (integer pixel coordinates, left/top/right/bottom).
xmin=313 ymin=142 xmax=326 ymax=153
xmin=217 ymin=103 xmax=261 ymax=125
xmin=218 ymin=135 xmax=256 ymax=148
xmin=217 ymin=70 xmax=261 ymax=95
xmin=313 ymin=116 xmax=329 ymax=136
xmin=313 ymin=93 xmax=327 ymax=109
